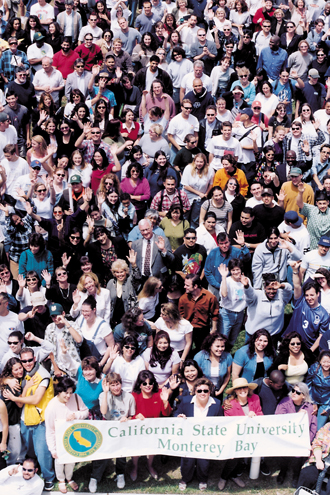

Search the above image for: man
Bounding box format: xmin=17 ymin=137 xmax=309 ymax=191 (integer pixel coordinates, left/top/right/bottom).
xmin=180 ymin=61 xmax=212 ymax=102
xmin=185 ymin=78 xmax=214 ymax=122
xmin=190 ymin=28 xmax=218 ymax=76
xmin=167 ymin=99 xmax=199 ymax=162
xmin=27 ymin=33 xmax=53 ymax=74
xmin=4 ymin=347 xmax=55 ymax=490
xmin=89 ymin=71 xmax=117 ymax=114
xmin=58 ymin=174 xmax=96 ymax=213
xmin=12 ymin=160 xmax=42 ymax=212
xmin=52 ymin=37 xmax=79 ymax=81
xmin=4 ymin=92 xmax=30 ymax=157
xmin=179 ymin=273 xmax=219 ymax=351
xmin=44 ymin=303 xmax=82 ymax=378
xmin=256 ymin=35 xmax=288 ymax=81
xmin=207 ymin=121 xmax=242 ymax=171
xmin=0 ymin=458 xmax=44 ymax=494
xmin=177 ymin=14 xmax=200 ymax=45
xmin=139 ymin=79 xmax=176 ymax=122
xmin=131 ymin=218 xmax=174 ymax=285
xmin=253 ymin=188 xmax=285 ymax=228
xmin=301 ymin=69 xmax=327 ymax=112
xmin=283 ymin=121 xmax=323 ymax=169
xmin=127 ymin=209 xmax=165 ymax=246
xmin=1 ymin=144 xmax=29 ymax=196
xmin=74 ymin=33 xmax=103 ymax=71
xmin=134 ymin=55 xmax=173 ymax=95
xmin=246 ymin=182 xmax=264 ymax=207
xmin=0 ymin=292 xmax=24 ymax=363
xmin=272 ymin=68 xmax=305 ymax=116
xmin=65 ymin=58 xmax=92 ymax=99
xmin=284 ymin=262 xmax=330 ymax=353
xmin=252 ymin=19 xmax=272 ymax=56
xmin=198 ymin=105 xmax=222 ymax=156
xmin=297 ymin=184 xmax=330 ymax=249
xmin=213 ymin=153 xmax=249 ymax=196
xmin=151 ymin=175 xmax=190 ymax=217
xmin=174 ymin=228 xmax=208 ymax=281
xmin=0 ymin=112 xmax=18 ymax=160
xmin=0 ymin=37 xmax=29 ymax=87
xmin=311 ymin=143 xmax=330 ymax=191
xmin=204 ymin=232 xmax=251 ymax=295
xmin=116 ymin=17 xmax=141 ymax=55
xmin=278 ymin=210 xmax=311 ymax=256
xmin=151 ymin=0 xmax=165 ymax=18
xmin=33 ymin=57 xmax=65 ymax=106
xmin=231 ymin=108 xmax=261 ymax=182
xmin=75 ymin=124 xmax=121 ymax=168
xmin=279 ymin=167 xmax=314 ymax=222
xmin=135 ymin=1 xmax=161 ymax=34
xmin=19 ymin=291 xmax=52 ymax=340
xmin=173 ymin=133 xmax=202 ymax=174
xmin=57 ymin=0 xmax=82 ymax=46
xmin=229 ymin=207 xmax=266 ymax=252
xmin=300 ymin=235 xmax=330 ymax=280
xmin=78 ymin=11 xmax=103 ymax=44
xmin=7 ymin=67 xmax=36 ymax=110
xmin=107 ymin=39 xmax=134 ymax=74
xmin=314 ymin=98 xmax=330 ymax=132
xmin=30 ymin=0 xmax=54 ymax=26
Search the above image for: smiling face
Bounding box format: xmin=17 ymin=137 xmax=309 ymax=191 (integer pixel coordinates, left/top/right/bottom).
xmin=156 ymin=336 xmax=169 ymax=353
xmin=109 ymin=380 xmax=122 ymax=396
xmin=58 ymin=387 xmax=74 ymax=404
xmin=289 ymin=337 xmax=302 ymax=354
xmin=113 ymin=269 xmax=127 ymax=282
xmin=140 ymin=378 xmax=154 ymax=395
xmin=236 ymin=385 xmax=249 ymax=401
xmin=11 ymin=361 xmax=24 ymax=378
xmin=210 ymin=338 xmax=226 ymax=358
xmin=254 ymin=334 xmax=268 ymax=352
xmin=184 ymin=365 xmax=198 ymax=382
xmin=22 ymin=461 xmax=37 ymax=481
xmin=20 ymin=351 xmax=36 ymax=373
xmin=82 ymin=365 xmax=97 ymax=382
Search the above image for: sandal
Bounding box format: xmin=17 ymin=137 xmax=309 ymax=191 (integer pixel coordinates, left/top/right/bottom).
xmin=68 ymin=480 xmax=79 ymax=491
xmin=58 ymin=481 xmax=67 ymax=493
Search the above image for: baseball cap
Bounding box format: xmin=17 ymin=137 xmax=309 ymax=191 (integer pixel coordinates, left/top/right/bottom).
xmin=261 ymin=188 xmax=274 ymax=196
xmin=318 ymin=235 xmax=330 ymax=247
xmin=49 ymin=303 xmax=64 ymax=316
xmin=308 ymin=68 xmax=319 ymax=79
xmin=30 ymin=160 xmax=42 ymax=169
xmin=290 ymin=167 xmax=302 ymax=176
xmin=240 ymin=108 xmax=253 ymax=118
xmin=30 ymin=292 xmax=47 ymax=307
xmin=252 ymin=100 xmax=262 ymax=108
xmin=70 ymin=174 xmax=82 ymax=184
xmin=34 ymin=32 xmax=45 ymax=42
xmin=0 ymin=112 xmax=9 ymax=123
xmin=284 ymin=210 xmax=303 ymax=226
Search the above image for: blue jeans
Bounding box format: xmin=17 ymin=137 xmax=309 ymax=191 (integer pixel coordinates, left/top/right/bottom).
xmin=218 ymin=307 xmax=245 ymax=348
xmin=317 ymin=405 xmax=329 ymax=431
xmin=170 ymin=145 xmax=179 ymax=165
xmin=20 ymin=420 xmax=55 ymax=482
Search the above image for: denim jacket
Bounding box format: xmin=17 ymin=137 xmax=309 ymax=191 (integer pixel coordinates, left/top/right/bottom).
xmin=194 ymin=350 xmax=232 ymax=391
xmin=233 ymin=344 xmax=273 ymax=382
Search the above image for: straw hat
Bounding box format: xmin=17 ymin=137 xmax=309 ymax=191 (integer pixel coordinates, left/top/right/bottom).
xmin=226 ymin=378 xmax=258 ymax=395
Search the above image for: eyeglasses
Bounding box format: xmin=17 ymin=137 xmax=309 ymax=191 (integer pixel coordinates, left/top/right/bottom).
xmin=183 ymin=107 xmax=192 ymax=110
xmin=8 ymin=341 xmax=19 ymax=345
xmin=239 ymin=75 xmax=248 ymax=78
xmin=85 ymin=38 xmax=93 ymax=41
xmin=292 ymin=389 xmax=302 ymax=396
xmin=123 ymin=345 xmax=136 ymax=350
xmin=61 ymin=127 xmax=69 ymax=130
xmin=290 ymin=342 xmax=301 ymax=346
xmin=206 ymin=113 xmax=215 ymax=116
xmin=37 ymin=189 xmax=46 ymax=193
xmin=302 ymin=109 xmax=310 ymax=112
xmin=97 ymin=106 xmax=106 ymax=109
xmin=56 ymin=174 xmax=65 ymax=177
xmin=198 ymin=33 xmax=206 ymax=36
xmin=70 ymin=235 xmax=80 ymax=240
xmin=174 ymin=53 xmax=182 ymax=56
xmin=287 ymin=25 xmax=295 ymax=28
xmin=22 ymin=468 xmax=34 ymax=472
xmin=21 ymin=358 xmax=34 ymax=364
xmin=26 ymin=277 xmax=37 ymax=282
xmin=105 ymin=181 xmax=113 ymax=185
xmin=142 ymin=381 xmax=154 ymax=386
xmin=18 ymin=73 xmax=27 ymax=76
xmin=196 ymin=389 xmax=210 ymax=393
xmin=57 ymin=272 xmax=67 ymax=276
xmin=75 ymin=65 xmax=84 ymax=68
xmin=243 ymin=35 xmax=251 ymax=38
xmin=223 ymin=28 xmax=231 ymax=31
xmin=91 ymin=131 xmax=101 ymax=134
xmin=185 ymin=236 xmax=196 ymax=240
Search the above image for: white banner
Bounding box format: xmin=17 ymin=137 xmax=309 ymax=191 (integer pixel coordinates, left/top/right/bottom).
xmin=55 ymin=413 xmax=310 ymax=464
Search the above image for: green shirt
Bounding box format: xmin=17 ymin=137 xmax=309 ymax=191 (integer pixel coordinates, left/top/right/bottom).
xmin=300 ymin=203 xmax=330 ymax=249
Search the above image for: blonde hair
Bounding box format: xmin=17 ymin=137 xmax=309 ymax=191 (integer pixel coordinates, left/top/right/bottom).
xmin=98 ymin=173 xmax=121 ymax=195
xmin=191 ymin=153 xmax=209 ymax=178
xmin=161 ymin=302 xmax=181 ymax=327
xmin=77 ymin=272 xmax=101 ymax=294
xmin=111 ymin=259 xmax=129 ymax=275
xmin=150 ymin=123 xmax=163 ymax=136
xmin=138 ymin=276 xmax=161 ymax=300
xmin=31 ymin=135 xmax=48 ymax=155
xmin=236 ymin=66 xmax=250 ymax=77
xmin=274 ymin=8 xmax=284 ymax=16
xmin=34 ymin=181 xmax=47 ymax=193
xmin=71 ymin=149 xmax=88 ymax=171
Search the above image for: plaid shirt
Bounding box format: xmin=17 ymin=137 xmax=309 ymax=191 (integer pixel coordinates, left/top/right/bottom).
xmin=80 ymin=140 xmax=115 ymax=165
xmin=5 ymin=213 xmax=34 ymax=263
xmin=0 ymin=49 xmax=30 ymax=82
xmin=300 ymin=203 xmax=330 ymax=250
xmin=284 ymin=130 xmax=325 ymax=163
xmin=151 ymin=188 xmax=191 ymax=212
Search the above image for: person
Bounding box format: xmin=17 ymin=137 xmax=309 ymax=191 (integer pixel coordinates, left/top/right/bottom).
xmin=142 ymin=330 xmax=180 ymax=386
xmin=135 ymin=0 xmax=161 ymax=34
xmin=300 ymin=236 xmax=330 ymax=281
xmin=18 ymin=233 xmax=54 ymax=285
xmin=297 ymin=186 xmax=330 ymax=250
xmin=199 ymin=186 xmax=233 ymax=233
xmin=185 ymin=78 xmax=214 ymax=122
xmin=33 ymin=57 xmax=65 ymax=107
xmin=70 ymin=274 xmax=111 ymax=324
xmin=144 ymin=151 xmax=178 ymax=199
xmin=99 ymin=372 xmax=136 ymax=489
xmin=2 ymin=347 xmax=55 ymax=491
xmin=173 ymin=227 xmax=207 ymax=283
xmin=52 ymin=37 xmax=79 ymax=82
xmin=44 ymin=376 xmax=89 ymax=493
xmin=4 ymin=93 xmax=30 ymax=158
xmin=213 ymin=154 xmax=249 ymax=197
xmin=229 ymin=207 xmax=266 ymax=254
xmin=7 ymin=67 xmax=36 ymax=110
xmin=311 ymin=143 xmax=330 ymax=192
xmin=116 ymin=17 xmax=142 ymax=55
xmin=159 ymin=205 xmax=190 ymax=251
xmin=256 ymin=35 xmax=288 ymax=82
xmin=196 ymin=211 xmax=223 ymax=254
xmin=121 ymin=162 xmax=150 ymax=221
xmin=0 ymin=37 xmax=30 ymax=87
xmin=113 ymin=306 xmax=153 ymax=355
xmin=57 ymin=0 xmax=82 ymax=46
xmin=279 ymin=167 xmax=314 ymax=221
xmin=137 ymin=277 xmax=162 ymax=321
xmin=167 ymin=99 xmax=199 ymax=163
xmin=287 ymin=39 xmax=313 ymax=82
xmin=174 ymin=377 xmax=223 ymax=491
xmin=134 ymin=55 xmax=173 ymax=96
xmin=167 ymin=47 xmax=193 ymax=109
xmin=306 ymin=350 xmax=330 ymax=430
xmin=207 ymin=121 xmax=242 ymax=171
xmin=16 ymin=271 xmax=46 ymax=310
xmin=65 ymin=59 xmax=93 ymax=100
xmin=218 ymin=377 xmax=262 ymax=490
xmin=301 ymin=69 xmax=326 ymax=114
xmin=0 ymin=458 xmax=44 ymax=495
xmin=151 ymin=175 xmax=190 ymax=218
xmin=74 ymin=33 xmax=103 ymax=71
xmin=253 ymin=188 xmax=285 ymax=229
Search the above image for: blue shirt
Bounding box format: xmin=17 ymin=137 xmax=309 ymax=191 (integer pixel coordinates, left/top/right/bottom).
xmin=0 ymin=49 xmax=30 ymax=82
xmin=91 ymin=86 xmax=117 ymax=108
xmin=233 ymin=345 xmax=273 ymax=383
xmin=272 ymin=78 xmax=297 ymax=115
xmin=257 ymin=47 xmax=288 ymax=81
xmin=204 ymin=245 xmax=251 ymax=289
xmin=306 ymin=361 xmax=330 ymax=410
xmin=75 ymin=366 xmax=103 ymax=410
xmin=194 ymin=350 xmax=232 ymax=391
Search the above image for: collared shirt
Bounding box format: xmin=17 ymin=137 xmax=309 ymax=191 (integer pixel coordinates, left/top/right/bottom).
xmin=300 ymin=203 xmax=330 ymax=249
xmin=178 ymin=288 xmax=219 ymax=329
xmin=80 ymin=139 xmax=115 ymax=165
xmin=33 ymin=68 xmax=65 ymax=104
xmin=0 ymin=49 xmax=30 ymax=81
xmin=5 ymin=213 xmax=34 ymax=263
xmin=257 ymin=47 xmax=288 ymax=81
xmin=151 ymin=188 xmax=191 ymax=212
xmin=191 ymin=395 xmax=216 ymax=418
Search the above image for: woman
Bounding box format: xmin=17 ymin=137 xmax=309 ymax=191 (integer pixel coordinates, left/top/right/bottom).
xmin=132 ymin=32 xmax=158 ymax=69
xmin=144 ymin=150 xmax=178 ymax=198
xmin=96 ymin=29 xmax=113 ymax=60
xmin=265 ymin=125 xmax=286 ymax=164
xmin=138 ymin=277 xmax=163 ymax=321
xmin=95 ymin=0 xmax=111 ymax=31
xmin=155 ymin=303 xmax=193 ymax=363
xmin=138 ymin=124 xmax=170 ymax=161
xmin=294 ymin=103 xmax=320 ymax=139
xmin=18 ymin=233 xmax=54 ymax=284
xmin=164 ymin=13 xmax=177 ymax=35
xmin=113 ymin=306 xmax=153 ymax=354
xmin=310 ymin=49 xmax=328 ymax=85
xmin=270 ymin=331 xmax=313 ymax=384
xmin=98 ymin=173 xmax=122 ymax=196
xmin=103 ymin=119 xmax=131 ymax=165
xmin=104 ymin=335 xmax=145 ymax=391
xmin=255 ymin=81 xmax=279 ymax=118
xmin=110 ymin=0 xmax=130 ymax=32
xmin=200 ymin=186 xmax=233 ymax=233
xmin=306 ymin=350 xmax=330 ymax=430
xmin=70 ymin=102 xmax=91 ymax=130
xmin=215 ymin=97 xmax=233 ymax=123
xmin=172 ymin=0 xmax=193 ymax=24
xmin=159 ymin=205 xmax=189 ymax=251
xmin=71 ymin=274 xmax=111 ymax=324
xmin=90 ymin=148 xmax=116 ymax=194
xmin=209 ymin=8 xmax=227 ymax=32
xmin=140 ymin=92 xmax=170 ymax=138
xmin=230 ymin=65 xmax=256 ymax=105
xmin=168 ymin=47 xmax=193 ymax=108
xmin=166 ymin=30 xmax=189 ymax=62
xmin=196 ymin=211 xmax=223 ymax=254
xmin=68 ymin=150 xmax=92 ymax=188
xmin=26 ymin=135 xmax=55 ymax=177
xmin=45 ymin=22 xmax=63 ymax=53
xmin=120 ymin=162 xmax=151 ymax=220
xmin=167 ymin=358 xmax=203 ymax=409
xmin=131 ymin=369 xmax=171 ymax=480
xmin=106 ymin=254 xmax=141 ymax=327
xmin=218 ymin=377 xmax=262 ymax=490
xmin=224 ymin=177 xmax=245 ymax=223
xmin=194 ymin=332 xmax=232 ymax=400
xmin=298 ymin=420 xmax=330 ymax=490
xmin=16 ymin=271 xmax=47 ymax=309
xmin=52 ymin=168 xmax=67 ymax=203
xmin=254 ymin=68 xmax=269 ymax=96
xmin=64 ymin=89 xmax=86 ymax=121
xmin=314 ymin=268 xmax=330 ymax=314
xmin=255 ymin=145 xmax=281 ymax=183
xmin=0 ymin=264 xmax=18 ymax=300
xmin=175 ymin=380 xmax=223 ymax=492
xmin=143 ymin=330 xmax=180 ymax=386
xmin=45 ymin=377 xmax=89 ymax=494
xmin=268 ymin=104 xmax=291 ymax=139
xmin=92 ymin=99 xmax=110 ymax=134
xmin=229 ymin=0 xmax=251 ymax=37
xmin=270 ymin=8 xmax=287 ymax=36
xmin=232 ymin=329 xmax=275 ymax=382
xmin=210 ymin=56 xmax=235 ymax=99
xmin=275 ymin=383 xmax=317 ymax=486
xmin=3 ymin=17 xmax=24 ymax=41
xmin=121 ymin=146 xmax=146 ymax=179
xmin=288 ymin=0 xmax=310 ymax=35
xmin=97 ymin=188 xmax=121 ymax=236
xmin=31 ymin=180 xmax=56 ymax=219
xmin=43 ymin=267 xmax=76 ymax=317
xmin=155 ymin=47 xmax=169 ymax=71
xmin=20 ymin=15 xmax=46 ymax=51
xmin=120 ymin=109 xmax=140 ymax=142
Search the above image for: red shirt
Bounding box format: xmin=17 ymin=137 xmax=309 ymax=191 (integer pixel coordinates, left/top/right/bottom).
xmin=120 ymin=121 xmax=140 ymax=141
xmin=132 ymin=391 xmax=172 ymax=418
xmin=90 ymin=164 xmax=114 ymax=194
xmin=74 ymin=43 xmax=102 ymax=71
xmin=52 ymin=50 xmax=79 ymax=80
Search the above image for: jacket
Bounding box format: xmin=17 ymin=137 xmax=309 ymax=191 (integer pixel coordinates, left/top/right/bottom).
xmin=174 ymin=394 xmax=223 ymax=417
xmin=185 ymin=87 xmax=214 ymax=121
xmin=198 ymin=117 xmax=222 ymax=155
xmin=204 ymin=245 xmax=251 ymax=289
xmin=233 ymin=344 xmax=274 ymax=382
xmin=134 ymin=67 xmax=173 ymax=96
xmin=275 ymin=396 xmax=317 ymax=443
xmin=106 ymin=265 xmax=142 ymax=321
xmin=194 ymin=350 xmax=232 ymax=392
xmin=23 ymin=364 xmax=54 ymax=425
xmin=224 ymin=393 xmax=263 ymax=416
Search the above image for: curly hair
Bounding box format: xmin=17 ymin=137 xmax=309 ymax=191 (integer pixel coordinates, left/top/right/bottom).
xmin=77 ymin=272 xmax=101 ymax=295
xmin=247 ymin=329 xmax=275 ymax=359
xmin=201 ymin=332 xmax=227 ymax=354
xmin=121 ymin=307 xmax=144 ymax=332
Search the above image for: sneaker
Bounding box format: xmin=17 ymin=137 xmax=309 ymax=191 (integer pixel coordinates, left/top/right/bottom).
xmin=260 ymin=461 xmax=271 ymax=476
xmin=231 ymin=477 xmax=245 ymax=488
xmin=117 ymin=474 xmax=125 ymax=489
xmin=179 ymin=481 xmax=187 ymax=491
xmin=44 ymin=481 xmax=54 ymax=491
xmin=199 ymin=482 xmax=207 ymax=491
xmin=89 ymin=478 xmax=97 ymax=493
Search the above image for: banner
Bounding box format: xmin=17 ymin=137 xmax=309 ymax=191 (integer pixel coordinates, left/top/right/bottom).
xmin=55 ymin=413 xmax=310 ymax=464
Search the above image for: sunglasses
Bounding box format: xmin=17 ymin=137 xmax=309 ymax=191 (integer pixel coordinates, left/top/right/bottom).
xmin=21 ymin=358 xmax=34 ymax=364
xmin=61 ymin=127 xmax=69 ymax=130
xmin=142 ymin=381 xmax=154 ymax=386
xmin=105 ymin=181 xmax=113 ymax=185
xmin=26 ymin=277 xmax=37 ymax=282
xmin=91 ymin=131 xmax=101 ymax=134
xmin=196 ymin=389 xmax=210 ymax=393
xmin=186 ymin=236 xmax=196 ymax=240
xmin=98 ymin=106 xmax=106 ymax=109
xmin=8 ymin=341 xmax=19 ymax=345
xmin=56 ymin=174 xmax=65 ymax=177
xmin=183 ymin=107 xmax=192 ymax=110
xmin=37 ymin=189 xmax=46 ymax=193
xmin=75 ymin=65 xmax=84 ymax=68
xmin=290 ymin=342 xmax=301 ymax=346
xmin=22 ymin=468 xmax=34 ymax=472
xmin=57 ymin=272 xmax=67 ymax=276
xmin=206 ymin=113 xmax=215 ymax=116
xmin=70 ymin=235 xmax=80 ymax=240
xmin=253 ymin=106 xmax=261 ymax=109
xmin=123 ymin=345 xmax=136 ymax=350
xmin=292 ymin=127 xmax=300 ymax=130
xmin=292 ymin=389 xmax=302 ymax=395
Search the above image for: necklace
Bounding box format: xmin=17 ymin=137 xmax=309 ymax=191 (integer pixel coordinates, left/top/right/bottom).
xmin=59 ymin=285 xmax=70 ymax=299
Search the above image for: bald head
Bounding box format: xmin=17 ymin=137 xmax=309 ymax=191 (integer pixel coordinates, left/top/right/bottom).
xmin=193 ymin=78 xmax=203 ymax=94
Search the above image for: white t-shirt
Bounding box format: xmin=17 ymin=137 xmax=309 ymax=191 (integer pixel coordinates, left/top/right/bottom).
xmin=167 ymin=113 xmax=199 ymax=146
xmin=154 ymin=317 xmax=193 ymax=352
xmin=216 ymin=110 xmax=234 ymax=123
xmin=110 ymin=355 xmax=146 ymax=392
xmin=142 ymin=347 xmax=181 ymax=384
xmin=220 ymin=276 xmax=247 ymax=312
xmin=254 ymin=93 xmax=279 ymax=118
xmin=138 ymin=293 xmax=159 ymax=319
xmin=232 ymin=123 xmax=262 ymax=164
xmin=246 ymin=197 xmax=263 ymax=208
xmin=0 ymin=311 xmax=24 ymax=362
xmin=181 ymin=164 xmax=215 ymax=202
xmin=206 ymin=135 xmax=242 ymax=171
xmin=2 ymin=157 xmax=29 ymax=196
xmin=278 ymin=221 xmax=311 ymax=255
xmin=27 ymin=43 xmax=54 ymax=72
xmin=30 ymin=2 xmax=54 ymax=21
xmin=0 ymin=125 xmax=17 ymax=160
xmin=314 ymin=109 xmax=330 ymax=133
xmin=68 ymin=165 xmax=93 ymax=188
xmin=180 ymin=72 xmax=212 ymax=94
xmin=301 ymin=249 xmax=330 ymax=280
xmin=76 ymin=315 xmax=112 ymax=357
xmin=78 ymin=25 xmax=103 ymax=42
xmin=33 ymin=197 xmax=53 ymax=219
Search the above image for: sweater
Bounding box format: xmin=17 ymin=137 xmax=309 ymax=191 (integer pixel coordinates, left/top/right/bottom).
xmin=224 ymin=394 xmax=263 ymax=416
xmin=18 ymin=248 xmax=54 ymax=286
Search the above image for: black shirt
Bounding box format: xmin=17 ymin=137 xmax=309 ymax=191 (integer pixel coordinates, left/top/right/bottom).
xmin=229 ymin=219 xmax=266 ymax=245
xmin=20 ymin=306 xmax=52 ymax=342
xmin=173 ymin=243 xmax=207 ymax=276
xmin=253 ymin=203 xmax=285 ymax=229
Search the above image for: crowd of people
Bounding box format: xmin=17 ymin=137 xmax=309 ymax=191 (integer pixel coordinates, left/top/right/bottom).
xmin=1 ymin=0 xmax=330 ymax=492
